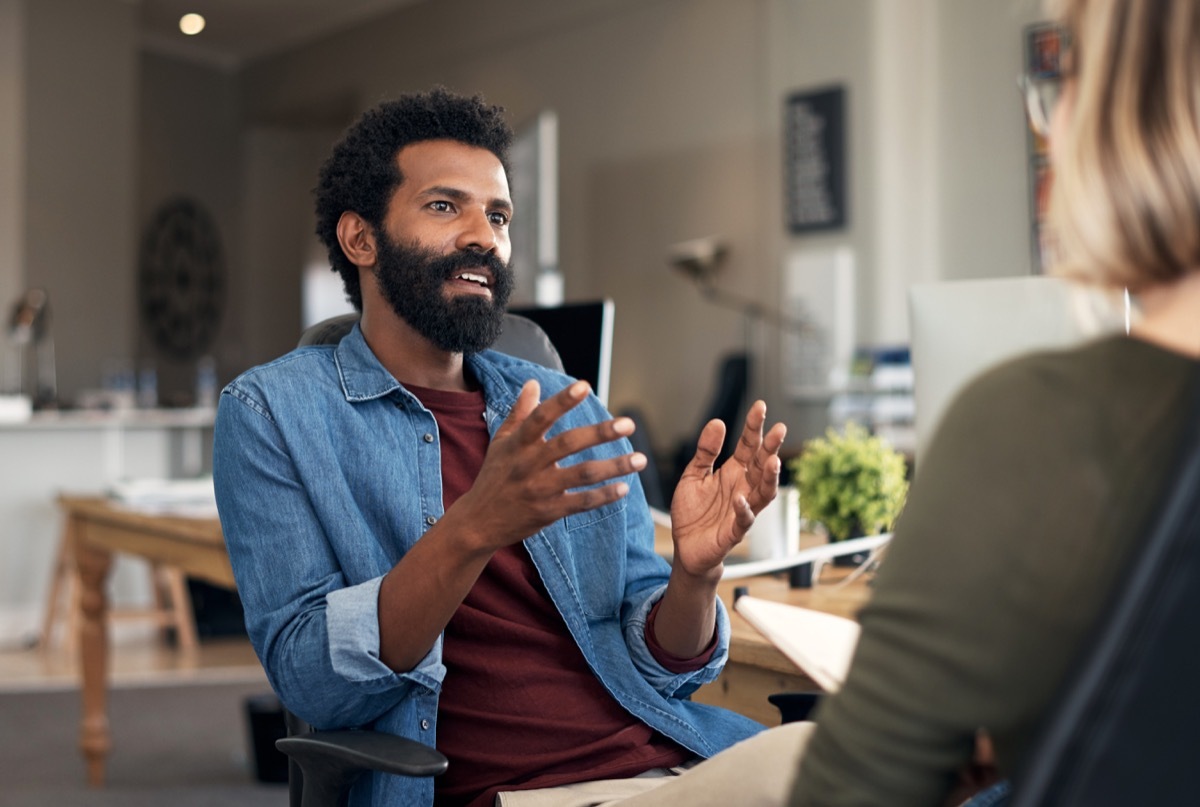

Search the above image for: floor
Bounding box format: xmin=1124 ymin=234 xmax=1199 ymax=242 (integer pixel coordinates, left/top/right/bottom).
xmin=0 ymin=628 xmax=265 ymax=693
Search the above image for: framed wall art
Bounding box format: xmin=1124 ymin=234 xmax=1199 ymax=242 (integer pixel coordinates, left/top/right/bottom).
xmin=784 ymin=86 xmax=847 ymax=234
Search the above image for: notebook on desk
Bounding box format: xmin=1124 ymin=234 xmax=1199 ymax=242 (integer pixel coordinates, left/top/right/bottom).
xmin=734 ymin=595 xmax=860 ymax=692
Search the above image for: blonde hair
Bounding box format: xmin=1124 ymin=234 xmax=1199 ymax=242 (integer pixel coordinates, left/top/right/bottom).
xmin=1048 ymin=0 xmax=1200 ymax=291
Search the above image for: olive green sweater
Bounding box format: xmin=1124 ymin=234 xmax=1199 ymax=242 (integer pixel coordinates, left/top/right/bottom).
xmin=791 ymin=336 xmax=1196 ymax=806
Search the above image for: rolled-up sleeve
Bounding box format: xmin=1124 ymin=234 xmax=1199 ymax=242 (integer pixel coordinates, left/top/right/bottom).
xmin=623 ymin=582 xmax=731 ymax=697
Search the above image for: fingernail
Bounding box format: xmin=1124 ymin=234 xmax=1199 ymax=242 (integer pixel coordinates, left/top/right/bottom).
xmin=613 ymin=417 xmax=633 ymax=434
xmin=631 ymin=452 xmax=647 ymax=470
xmin=615 ymin=482 xmax=629 ymax=496
xmin=570 ymin=381 xmax=589 ymax=398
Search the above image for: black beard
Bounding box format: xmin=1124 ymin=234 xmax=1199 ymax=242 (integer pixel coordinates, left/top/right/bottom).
xmin=373 ymin=233 xmax=514 ymax=354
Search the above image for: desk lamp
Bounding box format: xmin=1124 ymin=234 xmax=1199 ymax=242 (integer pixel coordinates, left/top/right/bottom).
xmin=667 ymin=236 xmax=817 ymax=347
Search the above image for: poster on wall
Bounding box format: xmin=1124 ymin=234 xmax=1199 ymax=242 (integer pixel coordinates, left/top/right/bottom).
xmin=784 ymin=86 xmax=847 ymax=234
xmin=1024 ymin=23 xmax=1067 ymax=273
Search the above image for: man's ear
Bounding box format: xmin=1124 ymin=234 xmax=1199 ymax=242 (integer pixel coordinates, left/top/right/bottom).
xmin=336 ymin=211 xmax=378 ymax=269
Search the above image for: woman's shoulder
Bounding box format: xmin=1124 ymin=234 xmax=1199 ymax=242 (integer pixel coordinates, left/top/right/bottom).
xmin=943 ymin=336 xmax=1166 ymax=426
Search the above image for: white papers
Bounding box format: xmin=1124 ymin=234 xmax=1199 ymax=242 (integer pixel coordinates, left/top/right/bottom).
xmin=109 ymin=476 xmax=218 ymax=518
xmin=734 ymin=595 xmax=860 ymax=692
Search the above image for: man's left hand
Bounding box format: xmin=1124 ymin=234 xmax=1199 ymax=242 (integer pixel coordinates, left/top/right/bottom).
xmin=669 ymin=400 xmax=787 ymax=581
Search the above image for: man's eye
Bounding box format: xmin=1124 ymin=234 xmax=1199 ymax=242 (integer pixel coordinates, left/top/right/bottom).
xmin=489 ymin=211 xmax=510 ymax=226
xmin=429 ymin=201 xmax=452 ymax=212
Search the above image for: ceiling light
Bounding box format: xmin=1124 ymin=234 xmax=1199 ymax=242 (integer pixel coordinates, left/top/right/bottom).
xmin=179 ymin=13 xmax=206 ymax=36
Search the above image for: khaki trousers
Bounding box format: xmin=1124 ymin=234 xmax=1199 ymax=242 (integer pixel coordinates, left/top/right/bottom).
xmin=496 ymin=721 xmax=814 ymax=807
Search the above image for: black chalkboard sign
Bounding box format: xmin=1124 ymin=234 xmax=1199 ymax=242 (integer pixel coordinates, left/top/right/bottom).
xmin=784 ymin=86 xmax=847 ymax=233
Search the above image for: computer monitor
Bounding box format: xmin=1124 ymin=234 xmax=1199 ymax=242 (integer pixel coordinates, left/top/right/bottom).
xmin=908 ymin=276 xmax=1125 ymax=465
xmin=509 ymin=299 xmax=615 ymax=407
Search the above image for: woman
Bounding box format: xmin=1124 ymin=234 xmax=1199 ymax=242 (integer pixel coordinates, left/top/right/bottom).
xmin=788 ymin=0 xmax=1200 ymax=803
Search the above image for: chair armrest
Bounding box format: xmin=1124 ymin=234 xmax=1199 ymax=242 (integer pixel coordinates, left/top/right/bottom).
xmin=768 ymin=691 xmax=823 ymax=723
xmin=276 ymin=730 xmax=448 ymax=807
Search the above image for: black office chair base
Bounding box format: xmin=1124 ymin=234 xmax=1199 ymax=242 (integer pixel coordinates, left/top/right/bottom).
xmin=767 ymin=691 xmax=823 ymax=724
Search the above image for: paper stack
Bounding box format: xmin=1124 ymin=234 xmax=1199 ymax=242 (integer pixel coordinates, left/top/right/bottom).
xmin=109 ymin=476 xmax=218 ymax=518
xmin=734 ymin=595 xmax=860 ymax=692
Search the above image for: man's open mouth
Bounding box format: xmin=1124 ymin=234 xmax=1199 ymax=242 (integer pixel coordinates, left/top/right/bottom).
xmin=453 ymin=270 xmax=491 ymax=288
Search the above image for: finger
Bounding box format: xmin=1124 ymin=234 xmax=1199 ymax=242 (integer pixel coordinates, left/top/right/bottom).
xmin=730 ymin=400 xmax=767 ymax=466
xmin=514 ymin=380 xmax=591 ymax=443
xmin=556 ymin=452 xmax=647 ymax=491
xmin=544 ymin=416 xmax=635 ymax=463
xmin=745 ymin=421 xmax=789 ymax=490
xmin=494 ymin=380 xmax=542 ymax=439
xmin=763 ymin=422 xmax=787 ymax=455
xmin=729 ymin=494 xmax=756 ymax=542
xmin=746 ymin=453 xmax=781 ymax=513
xmin=558 ymin=480 xmax=632 ymax=514
xmin=685 ymin=419 xmax=726 ymax=478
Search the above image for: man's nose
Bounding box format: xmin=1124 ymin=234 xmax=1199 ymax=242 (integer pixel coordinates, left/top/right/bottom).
xmin=456 ymin=209 xmax=497 ymax=254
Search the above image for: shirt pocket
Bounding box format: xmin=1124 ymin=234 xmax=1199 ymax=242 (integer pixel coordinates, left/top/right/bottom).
xmin=563 ymin=497 xmax=628 ymax=619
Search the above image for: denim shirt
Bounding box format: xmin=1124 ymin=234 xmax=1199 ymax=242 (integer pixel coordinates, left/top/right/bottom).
xmin=212 ymin=325 xmax=763 ymax=807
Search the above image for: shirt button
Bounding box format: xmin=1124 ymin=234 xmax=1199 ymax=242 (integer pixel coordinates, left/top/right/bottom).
xmin=420 ymin=718 xmax=430 ymax=730
xmin=425 ymin=515 xmax=437 ymax=526
xmin=423 ymin=433 xmax=434 ymax=443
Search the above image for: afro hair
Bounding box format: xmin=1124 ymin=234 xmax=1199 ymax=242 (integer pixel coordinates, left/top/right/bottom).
xmin=313 ymin=87 xmax=513 ymax=310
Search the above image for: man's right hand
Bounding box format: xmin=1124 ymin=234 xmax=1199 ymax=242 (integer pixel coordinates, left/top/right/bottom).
xmin=449 ymin=379 xmax=646 ymax=552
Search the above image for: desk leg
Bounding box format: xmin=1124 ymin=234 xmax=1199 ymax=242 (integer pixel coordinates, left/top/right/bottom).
xmin=73 ymin=515 xmax=113 ymax=787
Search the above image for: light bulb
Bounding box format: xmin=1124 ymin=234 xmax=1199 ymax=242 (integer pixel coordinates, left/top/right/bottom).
xmin=179 ymin=13 xmax=206 ymax=36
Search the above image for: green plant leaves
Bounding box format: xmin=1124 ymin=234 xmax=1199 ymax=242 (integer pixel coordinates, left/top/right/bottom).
xmin=790 ymin=422 xmax=908 ymax=541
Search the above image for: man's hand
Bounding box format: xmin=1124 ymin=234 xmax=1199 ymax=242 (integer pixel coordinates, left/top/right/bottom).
xmin=380 ymin=378 xmax=642 ymax=672
xmin=669 ymin=400 xmax=787 ymax=581
xmin=649 ymin=401 xmax=786 ymax=659
xmin=450 ymin=379 xmax=645 ymax=553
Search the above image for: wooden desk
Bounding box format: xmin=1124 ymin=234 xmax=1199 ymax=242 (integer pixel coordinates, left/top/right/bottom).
xmin=653 ymin=518 xmax=873 ymax=724
xmin=61 ymin=497 xmax=869 ymax=784
xmin=58 ymin=495 xmax=233 ymax=786
xmin=694 ymin=571 xmax=870 ymax=725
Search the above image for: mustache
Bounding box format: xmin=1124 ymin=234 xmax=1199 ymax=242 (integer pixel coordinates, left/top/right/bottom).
xmin=430 ymin=249 xmax=511 ymax=281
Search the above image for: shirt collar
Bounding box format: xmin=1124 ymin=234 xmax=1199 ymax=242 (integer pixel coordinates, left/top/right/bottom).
xmin=332 ymin=323 xmax=518 ymax=414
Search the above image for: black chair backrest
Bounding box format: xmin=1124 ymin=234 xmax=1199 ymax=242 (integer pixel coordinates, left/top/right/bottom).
xmin=1012 ymin=374 xmax=1200 ymax=805
xmin=666 ymin=352 xmax=750 ymax=500
xmin=298 ymin=312 xmax=565 ymax=373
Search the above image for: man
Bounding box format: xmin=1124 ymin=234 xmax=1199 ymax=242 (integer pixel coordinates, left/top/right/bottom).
xmin=214 ymin=88 xmax=796 ymax=807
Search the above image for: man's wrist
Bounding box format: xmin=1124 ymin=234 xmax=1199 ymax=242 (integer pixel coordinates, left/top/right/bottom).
xmin=434 ymin=505 xmax=502 ymax=561
xmin=667 ymin=560 xmax=722 ymax=596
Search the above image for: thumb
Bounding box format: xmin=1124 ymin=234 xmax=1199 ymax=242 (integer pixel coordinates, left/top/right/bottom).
xmin=685 ymin=419 xmax=726 ymax=478
xmin=496 ymin=379 xmax=540 ymax=437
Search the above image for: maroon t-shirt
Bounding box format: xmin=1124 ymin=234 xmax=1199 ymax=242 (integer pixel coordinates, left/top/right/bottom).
xmin=404 ymin=383 xmax=710 ymax=807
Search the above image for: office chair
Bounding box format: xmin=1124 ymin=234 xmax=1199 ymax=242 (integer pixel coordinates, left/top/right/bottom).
xmin=277 ymin=311 xmax=567 ymax=807
xmin=613 ymin=406 xmax=668 ymax=511
xmin=1007 ymin=383 xmax=1200 ymax=805
xmin=296 ymin=311 xmax=565 ymax=374
xmin=666 ymin=352 xmax=750 ymax=500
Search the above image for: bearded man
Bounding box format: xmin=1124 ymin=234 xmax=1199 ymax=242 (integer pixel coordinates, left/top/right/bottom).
xmin=213 ymin=88 xmax=804 ymax=807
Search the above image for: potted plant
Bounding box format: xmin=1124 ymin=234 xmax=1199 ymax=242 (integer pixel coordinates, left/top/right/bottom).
xmin=790 ymin=422 xmax=908 ymax=559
